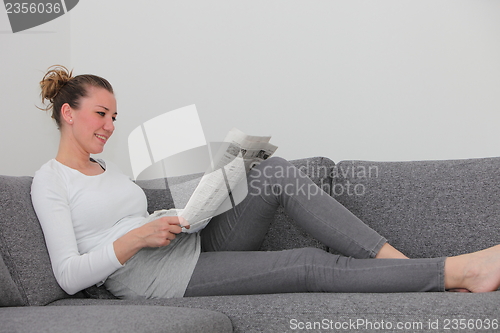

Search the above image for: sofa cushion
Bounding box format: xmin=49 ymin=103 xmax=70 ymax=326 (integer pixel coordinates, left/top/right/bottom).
xmin=333 ymin=157 xmax=500 ymax=258
xmin=137 ymin=172 xmax=203 ymax=214
xmin=0 ymin=254 xmax=25 ymax=306
xmin=0 ymin=175 xmax=70 ymax=306
xmin=0 ymin=305 xmax=232 ymax=333
xmin=50 ymin=292 xmax=500 ymax=333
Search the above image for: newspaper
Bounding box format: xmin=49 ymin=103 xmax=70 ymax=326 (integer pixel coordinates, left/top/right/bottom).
xmin=145 ymin=128 xmax=277 ymax=233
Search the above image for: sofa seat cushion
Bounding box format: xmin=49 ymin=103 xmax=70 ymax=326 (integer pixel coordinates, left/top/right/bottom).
xmin=0 ymin=305 xmax=232 ymax=333
xmin=50 ymin=292 xmax=500 ymax=333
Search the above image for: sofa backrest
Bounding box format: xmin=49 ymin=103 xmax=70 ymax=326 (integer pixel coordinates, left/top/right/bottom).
xmin=0 ymin=253 xmax=25 ymax=306
xmin=0 ymin=175 xmax=71 ymax=306
xmin=333 ymin=157 xmax=500 ymax=259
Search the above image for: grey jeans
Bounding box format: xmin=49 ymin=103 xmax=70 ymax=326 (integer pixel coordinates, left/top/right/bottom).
xmin=184 ymin=157 xmax=445 ymax=297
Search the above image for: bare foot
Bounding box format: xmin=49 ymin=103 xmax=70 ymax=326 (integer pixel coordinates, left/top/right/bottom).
xmin=447 ymin=288 xmax=471 ymax=293
xmin=445 ymin=244 xmax=500 ymax=293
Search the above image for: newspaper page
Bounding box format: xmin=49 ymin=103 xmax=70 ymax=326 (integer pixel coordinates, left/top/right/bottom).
xmin=175 ymin=128 xmax=277 ymax=233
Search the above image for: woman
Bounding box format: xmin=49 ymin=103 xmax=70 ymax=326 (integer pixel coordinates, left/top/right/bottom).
xmin=31 ymin=65 xmax=500 ymax=300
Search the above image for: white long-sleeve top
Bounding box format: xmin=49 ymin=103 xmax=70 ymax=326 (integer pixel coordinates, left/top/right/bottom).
xmin=31 ymin=159 xmax=151 ymax=295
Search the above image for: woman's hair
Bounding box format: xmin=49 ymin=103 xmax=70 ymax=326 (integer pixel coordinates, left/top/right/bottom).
xmin=39 ymin=65 xmax=114 ymax=129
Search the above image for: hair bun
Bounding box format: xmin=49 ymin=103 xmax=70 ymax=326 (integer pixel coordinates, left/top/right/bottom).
xmin=40 ymin=65 xmax=73 ymax=103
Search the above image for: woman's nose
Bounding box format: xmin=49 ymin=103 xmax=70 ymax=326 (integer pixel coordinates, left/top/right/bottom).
xmin=103 ymin=117 xmax=115 ymax=132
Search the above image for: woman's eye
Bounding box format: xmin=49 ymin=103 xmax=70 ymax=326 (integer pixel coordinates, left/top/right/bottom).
xmin=97 ymin=111 xmax=116 ymax=121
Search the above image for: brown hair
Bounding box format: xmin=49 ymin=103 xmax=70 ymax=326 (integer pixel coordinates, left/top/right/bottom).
xmin=39 ymin=65 xmax=114 ymax=129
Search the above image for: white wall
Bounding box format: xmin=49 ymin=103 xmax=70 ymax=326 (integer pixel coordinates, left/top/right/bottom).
xmin=1 ymin=0 xmax=500 ymax=177
xmin=0 ymin=6 xmax=70 ymax=176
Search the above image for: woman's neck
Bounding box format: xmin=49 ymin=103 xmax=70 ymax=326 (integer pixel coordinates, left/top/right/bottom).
xmin=56 ymin=141 xmax=103 ymax=176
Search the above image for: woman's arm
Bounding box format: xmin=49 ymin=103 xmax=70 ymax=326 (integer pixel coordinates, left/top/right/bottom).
xmin=31 ymin=164 xmax=186 ymax=293
xmin=31 ymin=175 xmax=122 ymax=294
xmin=113 ymin=216 xmax=184 ymax=264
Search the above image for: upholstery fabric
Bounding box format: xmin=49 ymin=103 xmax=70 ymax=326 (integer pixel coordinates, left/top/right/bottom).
xmin=0 ymin=254 xmax=24 ymax=306
xmin=50 ymin=292 xmax=500 ymax=333
xmin=0 ymin=175 xmax=70 ymax=306
xmin=0 ymin=305 xmax=232 ymax=333
xmin=333 ymin=157 xmax=500 ymax=258
xmin=137 ymin=173 xmax=203 ymax=214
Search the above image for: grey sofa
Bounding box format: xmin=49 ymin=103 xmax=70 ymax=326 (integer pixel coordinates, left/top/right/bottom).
xmin=1 ymin=156 xmax=500 ymax=333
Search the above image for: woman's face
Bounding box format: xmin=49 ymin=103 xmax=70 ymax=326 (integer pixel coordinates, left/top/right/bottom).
xmin=66 ymin=86 xmax=117 ymax=155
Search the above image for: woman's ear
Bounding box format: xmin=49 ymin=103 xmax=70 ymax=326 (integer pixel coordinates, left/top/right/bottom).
xmin=60 ymin=103 xmax=74 ymax=125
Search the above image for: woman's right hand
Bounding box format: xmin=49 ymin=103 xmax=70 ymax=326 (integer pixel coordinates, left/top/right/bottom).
xmin=135 ymin=216 xmax=184 ymax=248
xmin=113 ymin=216 xmax=185 ymax=265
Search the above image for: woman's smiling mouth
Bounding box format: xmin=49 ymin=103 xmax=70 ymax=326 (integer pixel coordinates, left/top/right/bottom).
xmin=95 ymin=134 xmax=108 ymax=143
